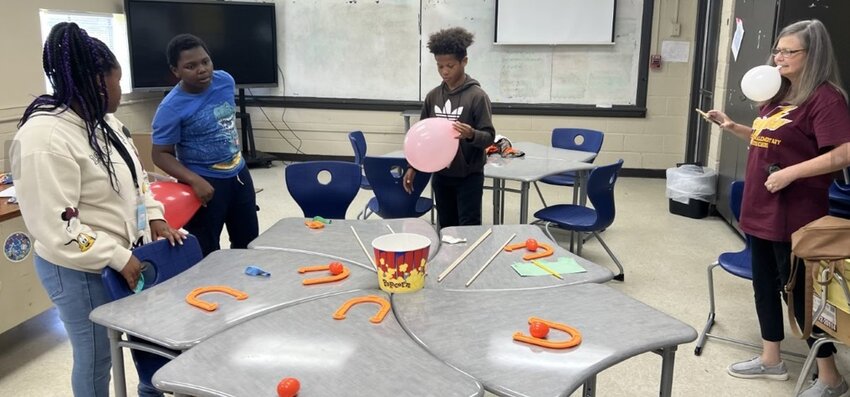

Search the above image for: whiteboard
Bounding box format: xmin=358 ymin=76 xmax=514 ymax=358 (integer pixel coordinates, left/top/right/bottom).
xmin=495 ymin=0 xmax=616 ymax=45
xmin=275 ymin=0 xmax=420 ymax=101
xmin=270 ymin=0 xmax=646 ymax=107
xmin=421 ymin=0 xmax=644 ymax=105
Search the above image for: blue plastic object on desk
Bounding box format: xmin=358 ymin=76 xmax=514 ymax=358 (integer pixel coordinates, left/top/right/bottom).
xmin=245 ymin=265 xmax=271 ymax=277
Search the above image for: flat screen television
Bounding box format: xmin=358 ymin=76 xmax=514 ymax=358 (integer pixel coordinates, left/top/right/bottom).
xmin=125 ymin=0 xmax=277 ymax=90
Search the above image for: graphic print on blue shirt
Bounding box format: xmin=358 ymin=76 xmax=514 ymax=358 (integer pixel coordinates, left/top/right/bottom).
xmin=152 ymin=70 xmax=244 ymax=178
xmin=179 ymin=100 xmax=241 ymax=171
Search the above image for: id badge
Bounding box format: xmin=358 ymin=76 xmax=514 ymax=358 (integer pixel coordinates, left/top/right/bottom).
xmin=136 ymin=195 xmax=147 ymax=233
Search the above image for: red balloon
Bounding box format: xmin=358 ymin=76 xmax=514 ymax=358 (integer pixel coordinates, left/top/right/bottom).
xmin=149 ymin=181 xmax=201 ymax=229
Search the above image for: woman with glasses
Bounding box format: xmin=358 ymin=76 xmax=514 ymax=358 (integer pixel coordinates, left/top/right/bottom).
xmin=708 ymin=20 xmax=850 ymax=397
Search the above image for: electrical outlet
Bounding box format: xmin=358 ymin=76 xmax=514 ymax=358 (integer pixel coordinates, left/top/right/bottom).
xmin=671 ymin=23 xmax=681 ymax=37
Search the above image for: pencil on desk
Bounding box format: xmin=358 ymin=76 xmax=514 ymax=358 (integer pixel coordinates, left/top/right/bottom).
xmin=531 ymin=259 xmax=563 ymax=280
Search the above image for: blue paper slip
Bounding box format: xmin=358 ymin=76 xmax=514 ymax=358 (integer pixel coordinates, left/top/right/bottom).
xmin=510 ymin=257 xmax=586 ymax=277
xmin=245 ymin=265 xmax=271 ymax=277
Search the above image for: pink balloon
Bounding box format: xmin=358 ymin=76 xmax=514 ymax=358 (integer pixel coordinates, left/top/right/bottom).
xmin=403 ymin=118 xmax=459 ymax=172
xmin=149 ymin=181 xmax=202 ymax=229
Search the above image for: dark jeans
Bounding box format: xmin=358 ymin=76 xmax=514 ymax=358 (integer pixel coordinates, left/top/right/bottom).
xmin=750 ymin=235 xmax=835 ymax=358
xmin=185 ymin=166 xmax=259 ymax=257
xmin=432 ymin=172 xmax=484 ymax=229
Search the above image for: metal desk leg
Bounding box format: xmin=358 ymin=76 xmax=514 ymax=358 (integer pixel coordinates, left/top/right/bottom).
xmin=492 ymin=178 xmax=498 ymax=224
xmin=520 ymin=181 xmax=529 ymax=224
xmin=430 ymin=184 xmax=436 ymax=226
xmin=581 ymin=374 xmax=597 ymax=397
xmin=659 ymin=346 xmax=678 ymax=397
xmin=500 ymin=180 xmax=505 ymax=224
xmin=578 ymin=169 xmax=589 ymax=206
xmin=108 ymin=328 xmax=127 ymax=397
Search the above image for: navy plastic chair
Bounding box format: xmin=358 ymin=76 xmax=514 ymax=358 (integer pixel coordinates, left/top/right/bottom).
xmin=361 ymin=156 xmax=432 ymax=219
xmin=533 ymin=128 xmax=604 ymax=207
xmin=693 ymin=182 xmax=806 ymax=358
xmin=829 ymin=169 xmax=850 ymax=218
xmin=101 ymin=235 xmax=203 ymax=396
xmin=348 ymin=130 xmax=371 ymax=190
xmin=533 ymin=159 xmax=624 ymax=280
xmin=285 ymin=161 xmax=361 ymax=219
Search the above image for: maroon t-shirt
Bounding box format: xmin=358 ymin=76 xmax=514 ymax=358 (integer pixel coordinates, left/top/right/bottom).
xmin=739 ymin=83 xmax=850 ymax=241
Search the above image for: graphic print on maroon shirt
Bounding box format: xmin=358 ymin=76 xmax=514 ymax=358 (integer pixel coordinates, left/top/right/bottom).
xmin=739 ymin=84 xmax=850 ymax=241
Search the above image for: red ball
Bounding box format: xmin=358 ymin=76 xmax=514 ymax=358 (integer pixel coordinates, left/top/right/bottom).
xmin=329 ymin=262 xmax=344 ymax=275
xmin=529 ymin=321 xmax=550 ymax=339
xmin=277 ymin=377 xmax=300 ymax=397
xmin=526 ymin=239 xmax=539 ymax=251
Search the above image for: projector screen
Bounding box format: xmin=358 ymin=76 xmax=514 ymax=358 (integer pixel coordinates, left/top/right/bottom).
xmin=125 ymin=0 xmax=278 ymax=90
xmin=495 ymin=0 xmax=616 ymax=45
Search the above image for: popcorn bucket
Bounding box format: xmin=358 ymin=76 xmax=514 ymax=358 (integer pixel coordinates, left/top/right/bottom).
xmin=372 ymin=233 xmax=431 ymax=293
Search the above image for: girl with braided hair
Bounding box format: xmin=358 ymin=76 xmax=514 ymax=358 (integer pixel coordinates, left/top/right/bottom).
xmin=11 ymin=22 xmax=183 ymax=396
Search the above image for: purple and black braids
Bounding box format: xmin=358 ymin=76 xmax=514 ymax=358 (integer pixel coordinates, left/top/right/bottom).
xmin=18 ymin=22 xmax=130 ymax=192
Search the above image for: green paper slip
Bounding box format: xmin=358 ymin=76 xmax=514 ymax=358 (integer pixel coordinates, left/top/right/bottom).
xmin=510 ymin=257 xmax=586 ymax=277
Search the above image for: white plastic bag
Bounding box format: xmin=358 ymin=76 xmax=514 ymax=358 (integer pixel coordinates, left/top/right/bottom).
xmin=666 ymin=165 xmax=717 ymax=204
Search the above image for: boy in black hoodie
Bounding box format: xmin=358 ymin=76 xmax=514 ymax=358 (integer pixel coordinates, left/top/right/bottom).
xmin=403 ymin=27 xmax=496 ymax=228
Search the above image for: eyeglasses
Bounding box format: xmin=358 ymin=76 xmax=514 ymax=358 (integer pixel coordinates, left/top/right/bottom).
xmin=771 ymin=48 xmax=806 ymax=57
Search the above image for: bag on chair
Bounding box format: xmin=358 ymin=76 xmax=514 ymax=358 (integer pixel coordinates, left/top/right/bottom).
xmin=785 ymin=215 xmax=850 ymax=340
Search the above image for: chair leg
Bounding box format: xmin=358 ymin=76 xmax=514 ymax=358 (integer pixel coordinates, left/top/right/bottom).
xmin=794 ymin=337 xmax=842 ymax=396
xmin=694 ymin=261 xmax=808 ymax=360
xmin=591 ymin=232 xmax=623 ymax=281
xmin=533 ymin=182 xmax=548 ymax=208
xmin=695 ymin=262 xmax=720 ymax=356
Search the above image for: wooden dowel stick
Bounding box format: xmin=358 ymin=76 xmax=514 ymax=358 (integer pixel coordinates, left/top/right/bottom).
xmin=350 ymin=226 xmax=376 ymax=271
xmin=466 ymin=233 xmax=516 ymax=287
xmin=437 ymin=228 xmax=492 ymax=282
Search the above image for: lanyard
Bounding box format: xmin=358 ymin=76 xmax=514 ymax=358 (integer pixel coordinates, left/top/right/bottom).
xmin=106 ymin=131 xmax=139 ymax=191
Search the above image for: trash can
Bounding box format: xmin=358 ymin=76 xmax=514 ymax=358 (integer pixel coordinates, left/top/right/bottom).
xmin=666 ymin=164 xmax=717 ymax=219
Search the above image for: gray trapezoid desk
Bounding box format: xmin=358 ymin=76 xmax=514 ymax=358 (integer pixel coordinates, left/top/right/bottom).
xmin=152 ymin=289 xmax=484 ymax=397
xmin=90 ymin=249 xmax=380 ymax=397
xmin=248 ymin=218 xmax=440 ymax=268
xmin=487 ymin=141 xmax=596 ymax=225
xmin=429 ymin=225 xmax=613 ymax=290
xmin=392 ymin=284 xmax=697 ymax=397
xmin=383 ymin=143 xmax=596 ymax=225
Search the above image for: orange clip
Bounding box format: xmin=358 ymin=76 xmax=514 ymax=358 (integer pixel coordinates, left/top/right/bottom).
xmin=332 ymin=295 xmax=391 ymax=324
xmin=305 ymin=220 xmax=325 ymax=229
xmin=504 ymin=240 xmax=554 ymax=260
xmin=513 ymin=316 xmax=582 ymax=349
xmin=185 ymin=285 xmax=248 ymax=312
xmin=297 ymin=263 xmax=350 ymax=285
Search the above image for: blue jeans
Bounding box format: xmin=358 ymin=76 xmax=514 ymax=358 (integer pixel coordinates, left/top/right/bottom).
xmin=185 ymin=166 xmax=259 ymax=257
xmin=34 ymin=255 xmax=111 ymax=397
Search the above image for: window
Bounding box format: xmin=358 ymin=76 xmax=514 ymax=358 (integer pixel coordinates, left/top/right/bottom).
xmin=39 ymin=9 xmax=132 ymax=93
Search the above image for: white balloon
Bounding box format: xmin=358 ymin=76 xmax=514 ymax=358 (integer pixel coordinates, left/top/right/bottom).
xmin=740 ymin=65 xmax=781 ymax=102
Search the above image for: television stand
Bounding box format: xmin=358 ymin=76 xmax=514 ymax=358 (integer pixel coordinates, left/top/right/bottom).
xmin=237 ymin=89 xmax=275 ymax=168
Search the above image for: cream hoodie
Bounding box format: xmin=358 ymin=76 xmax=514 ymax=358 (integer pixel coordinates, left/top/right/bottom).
xmin=11 ymin=109 xmax=165 ymax=273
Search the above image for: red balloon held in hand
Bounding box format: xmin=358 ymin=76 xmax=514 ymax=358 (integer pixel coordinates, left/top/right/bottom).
xmin=149 ymin=181 xmax=202 ymax=229
xmin=277 ymin=377 xmax=300 ymax=397
xmin=530 ymin=321 xmax=550 ymax=339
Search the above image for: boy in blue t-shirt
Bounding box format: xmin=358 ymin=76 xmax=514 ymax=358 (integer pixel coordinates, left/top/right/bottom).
xmin=151 ymin=34 xmax=258 ymax=256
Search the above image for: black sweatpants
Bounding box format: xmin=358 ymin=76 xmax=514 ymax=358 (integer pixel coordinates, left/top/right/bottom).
xmin=750 ymin=235 xmax=836 ymax=358
xmin=432 ymin=172 xmax=485 ymax=229
xmin=184 ymin=166 xmax=259 ymax=257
